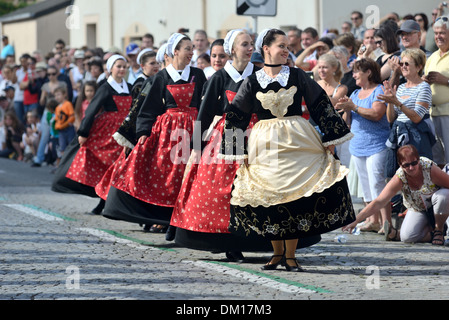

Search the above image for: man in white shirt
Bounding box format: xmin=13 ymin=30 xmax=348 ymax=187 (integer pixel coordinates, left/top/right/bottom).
xmin=125 ymin=43 xmax=142 ymax=85
xmin=351 ymin=11 xmax=367 ymax=41
xmin=424 ymin=16 xmax=449 ymax=166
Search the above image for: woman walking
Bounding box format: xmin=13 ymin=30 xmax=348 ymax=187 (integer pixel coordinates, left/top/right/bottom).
xmin=52 ymin=55 xmax=132 ymax=215
xmin=101 ymin=33 xmax=207 ymax=234
xmin=220 ymin=29 xmax=355 ymax=272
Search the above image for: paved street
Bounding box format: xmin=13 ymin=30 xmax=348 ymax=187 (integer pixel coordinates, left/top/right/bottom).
xmin=1 ymin=157 xmax=449 ymax=305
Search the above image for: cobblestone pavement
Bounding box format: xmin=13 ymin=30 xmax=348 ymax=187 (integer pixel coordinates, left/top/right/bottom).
xmin=1 ymin=158 xmax=449 ymax=303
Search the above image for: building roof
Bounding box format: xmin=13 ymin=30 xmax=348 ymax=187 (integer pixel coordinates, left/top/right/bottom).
xmin=0 ymin=0 xmax=73 ymax=23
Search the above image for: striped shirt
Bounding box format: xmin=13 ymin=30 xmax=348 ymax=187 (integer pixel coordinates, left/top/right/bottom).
xmin=395 ymin=81 xmax=432 ymax=122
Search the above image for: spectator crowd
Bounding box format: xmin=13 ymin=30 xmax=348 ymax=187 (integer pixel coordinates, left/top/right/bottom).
xmin=1 ymin=4 xmax=449 ymax=243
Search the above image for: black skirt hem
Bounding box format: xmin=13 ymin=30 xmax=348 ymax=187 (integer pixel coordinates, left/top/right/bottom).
xmin=102 ymin=186 xmax=173 ymax=226
xmin=174 ymin=227 xmax=321 ymax=252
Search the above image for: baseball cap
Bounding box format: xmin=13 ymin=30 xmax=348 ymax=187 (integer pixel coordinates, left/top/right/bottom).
xmin=74 ymin=49 xmax=85 ymax=59
xmin=35 ymin=62 xmax=47 ymax=71
xmin=126 ymin=43 xmax=140 ymax=56
xmin=396 ymin=20 xmax=421 ymax=35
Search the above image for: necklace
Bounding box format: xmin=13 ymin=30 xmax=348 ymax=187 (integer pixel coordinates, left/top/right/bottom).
xmin=264 ymin=63 xmax=282 ymax=67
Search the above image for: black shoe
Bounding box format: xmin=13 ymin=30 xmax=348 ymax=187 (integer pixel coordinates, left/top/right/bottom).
xmin=284 ymin=258 xmax=305 ymax=272
xmin=148 ymin=225 xmax=167 ymax=233
xmin=261 ymin=255 xmax=285 ymax=271
xmin=226 ymin=251 xmax=245 ymax=263
xmin=87 ymin=210 xmax=102 ymax=215
xmin=88 ymin=199 xmax=105 ymax=215
xmin=165 ymin=226 xmax=176 ymax=241
xmin=31 ymin=162 xmax=41 ymax=167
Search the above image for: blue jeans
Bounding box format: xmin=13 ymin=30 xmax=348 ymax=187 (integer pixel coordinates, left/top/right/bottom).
xmin=24 ymin=102 xmax=39 ymax=115
xmin=58 ymin=126 xmax=76 ymax=153
xmin=33 ymin=110 xmax=50 ymax=164
xmin=14 ymin=101 xmax=24 ymax=124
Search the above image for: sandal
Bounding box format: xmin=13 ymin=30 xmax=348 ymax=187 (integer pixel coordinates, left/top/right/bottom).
xmin=384 ymin=221 xmax=399 ymax=241
xmin=431 ymin=230 xmax=444 ymax=246
xmin=284 ymin=258 xmax=305 ymax=272
xmin=360 ymin=221 xmax=381 ymax=232
xmin=261 ymin=255 xmax=285 ymax=271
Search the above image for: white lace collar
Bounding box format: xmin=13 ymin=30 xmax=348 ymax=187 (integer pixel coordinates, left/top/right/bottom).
xmin=224 ymin=61 xmax=254 ymax=83
xmin=256 ymin=65 xmax=290 ymax=89
xmin=166 ymin=64 xmax=191 ymax=82
xmin=107 ymin=76 xmax=129 ymax=94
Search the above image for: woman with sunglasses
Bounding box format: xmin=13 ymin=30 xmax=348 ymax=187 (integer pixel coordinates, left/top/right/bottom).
xmin=379 ymin=48 xmax=435 ymax=177
xmin=39 ymin=66 xmax=67 ymax=107
xmin=344 ymin=145 xmax=449 ymax=246
xmin=373 ymin=25 xmax=401 ymax=81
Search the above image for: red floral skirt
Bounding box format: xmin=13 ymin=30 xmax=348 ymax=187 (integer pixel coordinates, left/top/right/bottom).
xmin=66 ymin=96 xmax=132 ymax=188
xmin=170 ymin=114 xmax=258 ymax=233
xmin=95 ymin=148 xmax=127 ymax=200
xmin=110 ymin=107 xmax=198 ymax=207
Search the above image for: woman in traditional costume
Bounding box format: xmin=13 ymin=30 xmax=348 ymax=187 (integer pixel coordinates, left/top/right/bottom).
xmin=52 ymin=55 xmax=132 ymax=215
xmin=170 ymin=29 xmax=321 ymax=260
xmin=220 ymin=29 xmax=356 ymax=272
xmin=94 ymin=47 xmax=165 ymax=204
xmin=101 ymin=34 xmax=207 ymax=235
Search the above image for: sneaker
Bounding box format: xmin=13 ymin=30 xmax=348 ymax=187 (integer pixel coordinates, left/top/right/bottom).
xmin=31 ymin=162 xmax=41 ymax=167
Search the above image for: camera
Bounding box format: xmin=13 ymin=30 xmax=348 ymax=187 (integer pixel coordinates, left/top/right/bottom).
xmin=443 ymin=2 xmax=447 ymax=7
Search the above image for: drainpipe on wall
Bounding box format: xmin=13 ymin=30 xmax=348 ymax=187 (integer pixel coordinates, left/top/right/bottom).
xmin=316 ymin=0 xmax=322 ymax=34
xmin=202 ymin=0 xmax=207 ymax=32
xmin=110 ymin=0 xmax=114 ymax=48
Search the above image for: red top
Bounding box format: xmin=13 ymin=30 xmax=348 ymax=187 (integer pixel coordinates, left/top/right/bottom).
xmin=23 ymin=73 xmax=39 ymax=105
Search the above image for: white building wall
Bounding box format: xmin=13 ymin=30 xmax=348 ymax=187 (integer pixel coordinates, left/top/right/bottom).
xmin=70 ymin=0 xmax=446 ymax=52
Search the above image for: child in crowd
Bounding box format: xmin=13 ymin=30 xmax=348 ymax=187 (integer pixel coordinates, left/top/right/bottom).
xmin=74 ymin=80 xmax=97 ymax=130
xmin=54 ymin=86 xmax=75 ymax=160
xmin=21 ymin=110 xmax=41 ymax=162
xmin=0 ymin=111 xmax=24 ymax=160
xmin=46 ymin=99 xmax=60 ymax=166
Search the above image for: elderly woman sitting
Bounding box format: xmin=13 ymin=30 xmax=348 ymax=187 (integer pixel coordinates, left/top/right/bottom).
xmin=344 ymin=145 xmax=449 ymax=245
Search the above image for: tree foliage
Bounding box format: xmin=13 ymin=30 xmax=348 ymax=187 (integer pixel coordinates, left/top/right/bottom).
xmin=0 ymin=1 xmax=29 ymax=17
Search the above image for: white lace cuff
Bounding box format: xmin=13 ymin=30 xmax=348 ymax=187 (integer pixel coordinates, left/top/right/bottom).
xmin=113 ymin=132 xmax=135 ymax=149
xmin=322 ymin=132 xmax=354 ymax=147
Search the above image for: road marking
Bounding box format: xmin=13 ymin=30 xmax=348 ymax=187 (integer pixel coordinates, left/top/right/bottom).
xmin=3 ymin=204 xmax=66 ymax=222
xmin=77 ymin=227 xmax=175 ymax=252
xmin=2 ymin=203 xmax=330 ymax=295
xmin=183 ymin=260 xmax=332 ymax=294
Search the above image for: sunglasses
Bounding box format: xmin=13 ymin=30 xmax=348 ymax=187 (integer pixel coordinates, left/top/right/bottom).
xmin=436 ymin=16 xmax=449 ymax=22
xmin=401 ymin=160 xmax=419 ymax=168
xmin=399 ymin=61 xmax=411 ymax=67
xmin=48 ymin=73 xmax=56 ymax=76
xmin=375 ymin=40 xmax=383 ymax=45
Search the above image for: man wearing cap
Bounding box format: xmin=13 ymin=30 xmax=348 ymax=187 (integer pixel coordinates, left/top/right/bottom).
xmin=424 ymin=16 xmax=449 ymax=167
xmin=390 ymin=20 xmax=432 ymax=87
xmin=1 ymin=36 xmax=15 ymax=60
xmin=397 ymin=20 xmax=432 ymax=57
xmin=125 ymin=43 xmax=142 ymax=85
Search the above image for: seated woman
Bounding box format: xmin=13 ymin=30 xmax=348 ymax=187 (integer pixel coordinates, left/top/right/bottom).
xmin=343 ymin=145 xmax=449 ymax=245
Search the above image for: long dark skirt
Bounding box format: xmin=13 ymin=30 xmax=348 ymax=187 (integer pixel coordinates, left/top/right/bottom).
xmin=51 ymin=138 xmax=98 ymax=198
xmin=174 ymin=228 xmax=321 ymax=253
xmin=102 ymin=186 xmax=173 ymax=226
xmin=229 ymin=178 xmax=356 ymax=241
